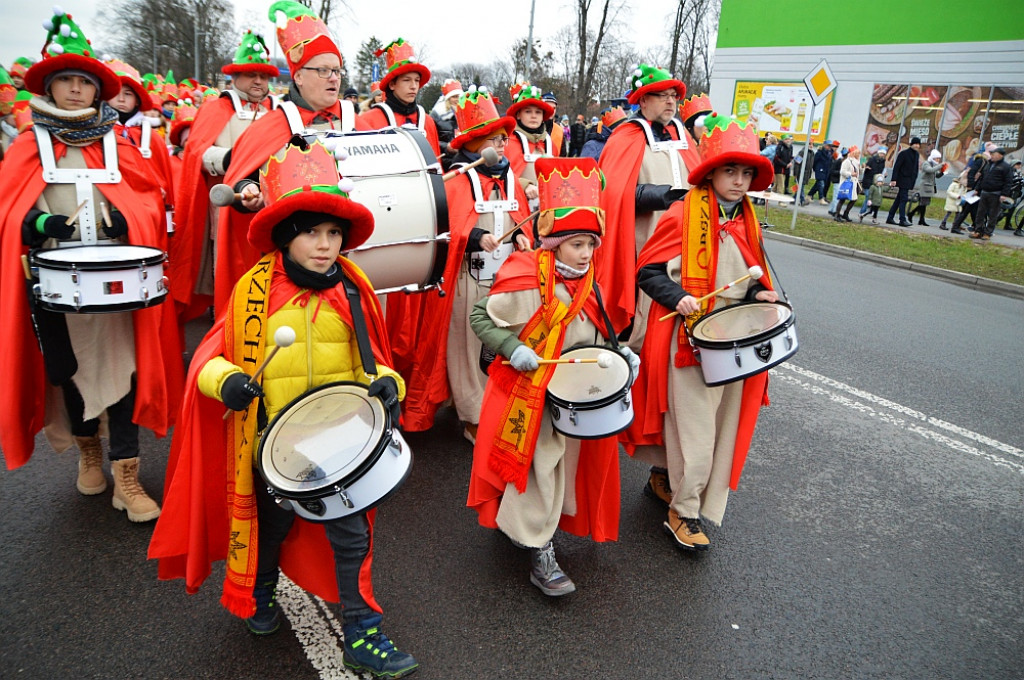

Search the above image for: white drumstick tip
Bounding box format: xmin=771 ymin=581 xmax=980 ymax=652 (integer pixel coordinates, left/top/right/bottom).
xmin=748 ymin=265 xmax=764 ymax=279
xmin=274 ymin=325 xmax=296 ymax=348
xmin=597 ymin=353 xmax=613 ymax=369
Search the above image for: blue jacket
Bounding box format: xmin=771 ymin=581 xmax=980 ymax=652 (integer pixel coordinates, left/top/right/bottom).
xmin=813 ymin=147 xmax=833 ymax=180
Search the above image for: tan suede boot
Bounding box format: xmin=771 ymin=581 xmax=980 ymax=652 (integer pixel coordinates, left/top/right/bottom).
xmin=74 ymin=435 xmax=107 ymax=496
xmin=111 ymin=457 xmax=161 ymax=522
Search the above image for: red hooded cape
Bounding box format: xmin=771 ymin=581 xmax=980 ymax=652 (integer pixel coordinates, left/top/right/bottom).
xmin=399 ymin=168 xmax=530 ymax=431
xmin=466 ymin=250 xmax=620 ymax=541
xmin=149 ymin=255 xmax=392 ymax=609
xmin=622 ymin=196 xmax=770 ymax=491
xmin=0 ymin=132 xmax=184 ymax=469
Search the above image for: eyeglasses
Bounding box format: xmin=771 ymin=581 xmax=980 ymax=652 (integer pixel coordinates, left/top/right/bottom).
xmin=646 ymin=91 xmax=679 ymax=102
xmin=488 ymin=135 xmax=510 ymax=146
xmin=300 ymin=66 xmax=343 ymax=79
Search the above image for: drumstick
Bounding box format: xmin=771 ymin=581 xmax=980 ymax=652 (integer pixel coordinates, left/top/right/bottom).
xmin=500 ymin=353 xmax=614 ymax=368
xmin=209 ymin=184 xmax=245 ymax=207
xmin=64 ymin=200 xmax=89 ymax=226
xmin=223 ymin=326 xmax=297 ymax=419
xmin=442 ymin=147 xmax=500 ymax=181
xmin=498 ymin=210 xmax=540 ymax=244
xmin=99 ymin=201 xmax=113 ymax=229
xmin=657 ymin=265 xmax=764 ymax=322
xmin=21 ymin=254 xmax=31 ymax=280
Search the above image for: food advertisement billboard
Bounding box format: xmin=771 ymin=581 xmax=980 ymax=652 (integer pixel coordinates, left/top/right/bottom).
xmin=732 ymin=81 xmax=834 ymax=143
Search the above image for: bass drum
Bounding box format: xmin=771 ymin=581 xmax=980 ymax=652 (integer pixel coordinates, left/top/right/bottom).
xmin=329 ymin=127 xmax=448 ymax=293
xmin=689 ymin=301 xmax=798 ymax=386
xmin=256 ymin=381 xmax=412 ymax=521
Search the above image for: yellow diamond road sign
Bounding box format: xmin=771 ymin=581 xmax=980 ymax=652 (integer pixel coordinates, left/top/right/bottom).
xmin=804 ymin=59 xmax=836 ymax=106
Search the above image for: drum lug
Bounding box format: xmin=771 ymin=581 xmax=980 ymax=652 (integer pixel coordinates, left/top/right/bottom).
xmin=32 ymin=283 xmax=41 ymax=300
xmin=139 ymin=264 xmax=149 ymax=282
xmin=73 ymin=291 xmax=82 ymax=311
xmin=334 ymin=485 xmax=355 ymax=509
xmin=622 ymin=393 xmax=631 ymax=411
xmin=568 ymin=405 xmax=578 ymax=427
xmin=71 ymin=264 xmax=79 ymax=285
xmin=389 ymin=431 xmax=403 ymax=456
xmin=549 ymin=404 xmax=560 ymax=422
xmin=734 ymin=344 xmax=742 ymax=368
xmin=785 ymin=327 xmax=794 ymax=350
xmin=139 ymin=286 xmax=150 ymax=302
xmin=159 ymin=276 xmax=169 ymax=293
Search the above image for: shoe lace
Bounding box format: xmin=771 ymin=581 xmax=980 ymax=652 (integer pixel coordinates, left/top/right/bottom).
xmin=351 ymin=625 xmax=398 ymax=658
xmin=253 ymin=580 xmax=278 ymax=610
xmin=116 ymin=460 xmax=145 ymax=497
xmin=682 ymin=516 xmax=703 ymax=535
xmin=534 ymin=542 xmax=561 ymax=580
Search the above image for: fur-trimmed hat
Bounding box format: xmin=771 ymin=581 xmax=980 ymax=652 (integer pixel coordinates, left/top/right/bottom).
xmin=223 ymin=30 xmax=280 ymax=77
xmin=626 ymin=63 xmax=686 ymax=105
xmin=535 ymin=157 xmax=605 ymax=244
xmin=269 ymin=0 xmax=341 ymax=75
xmin=506 ymin=82 xmax=554 ymax=121
xmin=450 ymin=86 xmax=515 ymax=151
xmin=687 ymin=112 xmax=774 ymax=192
xmin=376 ymin=38 xmax=430 ymax=93
xmin=248 ymin=139 xmax=374 ymax=254
xmin=169 ymin=99 xmax=198 ymax=146
xmin=25 ymin=8 xmax=120 ymax=100
xmin=441 ymin=78 xmax=463 ymax=100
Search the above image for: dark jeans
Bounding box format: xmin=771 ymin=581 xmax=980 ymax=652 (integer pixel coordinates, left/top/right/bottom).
xmin=951 ymin=200 xmax=978 ymax=229
xmin=807 ymin=178 xmax=826 ymax=200
xmin=61 ymin=378 xmax=139 ymax=460
xmin=255 ymin=480 xmax=374 ymax=623
xmin=975 ymin=191 xmax=1003 ymax=237
xmin=887 ymin=187 xmax=910 ymax=223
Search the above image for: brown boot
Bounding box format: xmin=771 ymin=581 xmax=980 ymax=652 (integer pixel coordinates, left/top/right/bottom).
xmin=664 ymin=509 xmax=710 ymax=551
xmin=74 ymin=435 xmax=107 ymax=495
xmin=111 ymin=457 xmax=161 ymax=522
xmin=643 ymin=469 xmax=673 ymax=506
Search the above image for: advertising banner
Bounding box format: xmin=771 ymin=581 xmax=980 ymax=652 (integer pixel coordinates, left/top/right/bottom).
xmin=732 ymin=81 xmax=834 ymax=143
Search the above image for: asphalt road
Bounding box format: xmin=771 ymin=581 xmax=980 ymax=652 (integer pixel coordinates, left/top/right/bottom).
xmin=1 ymin=240 xmax=1021 ymax=680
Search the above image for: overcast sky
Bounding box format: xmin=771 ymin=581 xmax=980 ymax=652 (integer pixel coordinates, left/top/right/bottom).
xmin=1 ymin=1 xmax=683 ymax=77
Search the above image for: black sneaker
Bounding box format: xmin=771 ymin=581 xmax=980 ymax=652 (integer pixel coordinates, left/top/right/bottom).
xmin=343 ymin=613 xmax=418 ymax=678
xmin=246 ymin=578 xmax=281 ymax=635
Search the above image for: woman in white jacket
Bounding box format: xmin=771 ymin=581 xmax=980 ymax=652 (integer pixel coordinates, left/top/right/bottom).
xmin=834 ymin=145 xmax=862 ymax=222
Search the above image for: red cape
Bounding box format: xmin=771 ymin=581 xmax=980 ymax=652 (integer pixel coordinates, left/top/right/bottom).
xmin=399 ymin=168 xmax=530 ymax=431
xmin=622 ymin=197 xmax=770 ymax=490
xmin=149 ymin=255 xmax=393 ymax=608
xmin=0 ymin=132 xmax=184 ymax=469
xmin=466 ymin=251 xmax=620 ymax=541
xmin=503 ymin=130 xmax=560 ymax=182
xmin=357 ymin=106 xmax=441 ymax=157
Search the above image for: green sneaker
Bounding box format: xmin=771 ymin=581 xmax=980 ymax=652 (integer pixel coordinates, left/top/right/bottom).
xmin=343 ymin=613 xmax=418 ymax=678
xmin=245 ymin=577 xmax=281 ymax=635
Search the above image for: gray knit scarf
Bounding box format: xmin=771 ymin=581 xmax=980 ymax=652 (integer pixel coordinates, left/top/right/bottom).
xmin=30 ymin=96 xmax=118 ymax=146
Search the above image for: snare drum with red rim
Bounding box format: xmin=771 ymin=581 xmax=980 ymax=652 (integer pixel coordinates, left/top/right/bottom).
xmin=256 ymin=381 xmax=412 ymax=521
xmin=30 ymin=244 xmax=168 ymax=313
xmin=689 ymin=301 xmax=798 ymax=386
xmin=546 ymin=345 xmax=634 ymax=439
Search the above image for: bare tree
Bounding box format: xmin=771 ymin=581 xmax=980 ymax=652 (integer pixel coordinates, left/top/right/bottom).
xmin=563 ymin=0 xmax=627 ymax=116
xmin=295 ymin=0 xmax=342 ymax=24
xmin=667 ymin=0 xmax=718 ymax=94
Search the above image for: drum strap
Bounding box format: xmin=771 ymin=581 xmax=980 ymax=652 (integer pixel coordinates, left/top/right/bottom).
xmin=591 ymin=283 xmax=621 ymax=349
xmin=341 ymin=275 xmax=379 ymax=378
xmin=629 ymin=117 xmax=688 ymax=189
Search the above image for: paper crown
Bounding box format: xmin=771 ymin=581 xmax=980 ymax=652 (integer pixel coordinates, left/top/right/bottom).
xmin=600 ymin=106 xmax=627 ymax=128
xmin=0 ymin=67 xmax=16 ymax=115
xmin=450 ymin=86 xmax=515 ymax=151
xmin=375 ymin=38 xmax=430 ymax=92
xmin=687 ymin=112 xmax=774 ymax=192
xmin=103 ymin=58 xmax=153 ymax=112
xmin=169 ymin=99 xmax=198 ymax=146
xmin=535 ymin=157 xmax=605 ymax=239
xmin=626 ymin=63 xmax=686 ymax=105
xmin=13 ymin=91 xmax=34 ymax=132
xmin=506 ymin=82 xmax=554 ymax=120
xmin=223 ymin=30 xmax=280 ymax=77
xmin=270 ymin=0 xmax=340 ymax=74
xmin=248 ymin=140 xmax=374 ymax=253
xmin=679 ymin=92 xmax=712 ymax=123
xmin=24 ymin=8 xmax=119 ymax=100
xmin=441 ymin=78 xmax=463 ymax=99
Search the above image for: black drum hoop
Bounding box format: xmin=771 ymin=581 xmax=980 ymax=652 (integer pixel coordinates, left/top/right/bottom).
xmin=691 ymin=301 xmax=795 ymax=350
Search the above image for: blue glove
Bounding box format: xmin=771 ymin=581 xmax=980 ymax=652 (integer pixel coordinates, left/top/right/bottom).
xmin=509 ymin=344 xmax=541 ymax=372
xmin=619 ymin=346 xmax=641 ymax=381
xmin=221 ymin=372 xmax=263 ymax=411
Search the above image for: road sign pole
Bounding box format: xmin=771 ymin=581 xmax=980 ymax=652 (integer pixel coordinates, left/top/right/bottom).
xmin=791 ymin=98 xmax=816 ymax=230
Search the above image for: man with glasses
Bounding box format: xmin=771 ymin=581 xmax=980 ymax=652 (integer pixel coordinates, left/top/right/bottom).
xmin=358 ymin=39 xmax=441 ymax=157
xmin=597 ymin=63 xmax=693 ymax=508
xmin=212 ymin=1 xmax=369 ymax=310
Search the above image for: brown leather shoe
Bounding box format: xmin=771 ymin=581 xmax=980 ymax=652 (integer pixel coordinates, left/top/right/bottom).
xmin=664 ymin=509 xmax=710 ymax=551
xmin=644 ymin=469 xmax=673 ymax=506
xmin=74 ymin=435 xmax=107 ymax=495
xmin=980 ymin=235 xmax=991 ymax=241
xmin=969 ymin=232 xmax=981 ymax=239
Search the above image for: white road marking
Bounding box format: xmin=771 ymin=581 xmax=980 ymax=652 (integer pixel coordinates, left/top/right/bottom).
xmin=277 ymin=576 xmax=363 ymax=679
xmin=773 ymin=363 xmax=1024 ymax=474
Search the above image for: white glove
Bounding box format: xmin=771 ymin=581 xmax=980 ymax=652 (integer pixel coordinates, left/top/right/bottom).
xmin=509 ymin=344 xmax=541 ymax=372
xmin=619 ymin=346 xmax=641 ymax=380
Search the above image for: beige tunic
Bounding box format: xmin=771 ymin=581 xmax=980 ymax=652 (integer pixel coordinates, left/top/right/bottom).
xmin=484 ymin=283 xmax=608 ymax=547
xmin=633 ymin=233 xmax=752 ymax=525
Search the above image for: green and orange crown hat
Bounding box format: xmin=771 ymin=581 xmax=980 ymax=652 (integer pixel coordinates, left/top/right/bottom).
xmin=269 ymin=0 xmax=341 ymax=75
xmin=600 ymin=106 xmax=627 ymax=129
xmin=248 ymin=139 xmax=374 ymax=253
xmin=506 ymin=82 xmax=554 ymax=121
xmin=103 ymin=57 xmax=153 ymax=112
xmin=450 ymin=86 xmax=515 ymax=151
xmin=169 ymin=98 xmax=199 ymax=147
xmin=25 ymin=7 xmax=120 ymax=100
xmin=9 ymin=57 xmax=34 ymax=80
xmin=0 ymin=67 xmax=17 ymax=115
xmin=687 ymin=112 xmax=774 ymax=192
xmin=223 ymin=30 xmax=280 ymax=77
xmin=679 ymin=92 xmax=712 ymax=124
xmin=13 ymin=91 xmax=35 ymax=132
xmin=376 ymin=38 xmax=430 ymax=92
xmin=535 ymin=157 xmax=605 ymax=241
xmin=626 ymin=63 xmax=686 ymax=105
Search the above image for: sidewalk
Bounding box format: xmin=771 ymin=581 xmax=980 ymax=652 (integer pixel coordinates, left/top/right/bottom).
xmin=755 ymin=195 xmax=1024 ymax=300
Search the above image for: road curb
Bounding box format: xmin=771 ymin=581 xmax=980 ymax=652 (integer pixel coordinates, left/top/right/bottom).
xmin=763 ymin=230 xmax=1024 ymax=300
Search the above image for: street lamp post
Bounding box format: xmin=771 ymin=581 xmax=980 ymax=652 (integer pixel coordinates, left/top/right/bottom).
xmin=524 ymin=0 xmax=536 ymax=82
xmin=194 ymin=24 xmax=210 ymax=83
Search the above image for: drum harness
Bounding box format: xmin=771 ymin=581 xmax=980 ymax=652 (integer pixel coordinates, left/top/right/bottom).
xmin=628 ymin=116 xmax=689 ymax=190
xmin=512 ymin=129 xmax=553 ymax=163
xmin=370 ymin=102 xmax=427 ymax=136
xmin=464 ymin=166 xmax=519 ymax=282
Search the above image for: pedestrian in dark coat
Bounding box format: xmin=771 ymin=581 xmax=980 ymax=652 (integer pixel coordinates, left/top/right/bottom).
xmin=886 ymin=137 xmax=921 ymax=226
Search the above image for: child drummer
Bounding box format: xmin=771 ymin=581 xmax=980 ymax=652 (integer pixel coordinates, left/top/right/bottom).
xmin=467 ymin=157 xmax=635 ymax=596
xmin=149 ymin=140 xmax=418 ymax=679
xmin=623 ymin=113 xmax=778 ymax=551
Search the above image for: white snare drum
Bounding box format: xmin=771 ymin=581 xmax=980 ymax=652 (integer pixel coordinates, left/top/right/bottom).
xmin=469 ymin=242 xmax=514 ymax=282
xmin=327 ymin=128 xmax=447 ymax=294
xmin=30 ymin=244 xmax=168 ymax=313
xmin=546 ymin=345 xmax=634 ymax=439
xmin=689 ymin=301 xmax=798 ymax=386
xmin=257 ymin=381 xmax=412 ymax=521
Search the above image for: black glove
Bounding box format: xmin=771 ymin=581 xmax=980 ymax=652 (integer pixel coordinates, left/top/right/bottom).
xmin=367 ymin=376 xmax=401 ymax=424
xmin=31 ymin=213 xmax=77 ymax=241
xmin=221 ymin=372 xmax=263 ymax=411
xmin=635 ymin=183 xmax=686 ymax=213
xmin=102 ymin=210 xmax=129 ymax=239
